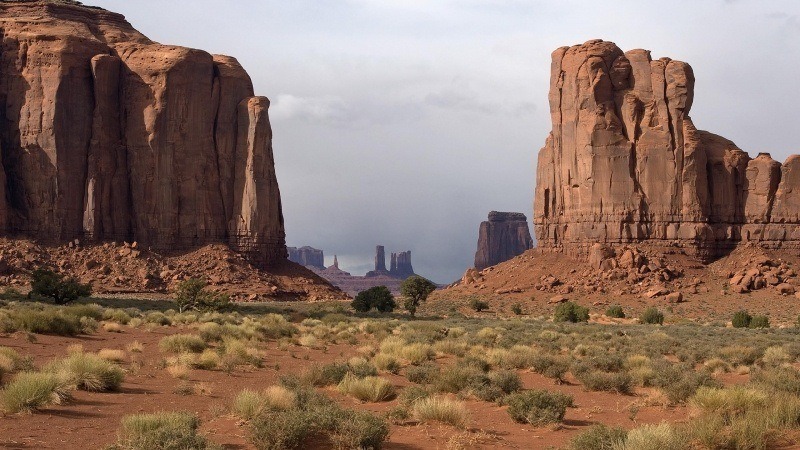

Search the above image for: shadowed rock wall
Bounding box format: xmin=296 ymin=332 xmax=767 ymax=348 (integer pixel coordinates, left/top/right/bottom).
xmin=0 ymin=1 xmax=286 ymax=265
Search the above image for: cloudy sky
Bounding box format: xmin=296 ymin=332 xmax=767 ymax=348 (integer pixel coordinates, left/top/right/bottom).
xmin=92 ymin=0 xmax=800 ymax=283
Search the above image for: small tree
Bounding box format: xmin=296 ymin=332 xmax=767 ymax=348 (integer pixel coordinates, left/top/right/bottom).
xmin=351 ymin=286 xmax=396 ymax=313
xmin=732 ymin=310 xmax=752 ymax=328
xmin=173 ymin=278 xmax=231 ymax=313
xmin=469 ymin=297 xmax=489 ymax=312
xmin=30 ymin=269 xmax=91 ymax=305
xmin=553 ymin=302 xmax=589 ymax=323
xmin=399 ymin=276 xmax=437 ymax=316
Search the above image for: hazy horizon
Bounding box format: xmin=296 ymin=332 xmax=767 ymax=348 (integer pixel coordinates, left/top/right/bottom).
xmin=90 ymin=0 xmax=800 ymax=283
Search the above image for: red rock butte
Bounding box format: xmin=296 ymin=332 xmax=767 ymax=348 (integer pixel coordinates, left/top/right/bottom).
xmin=0 ymin=0 xmax=286 ymax=266
xmin=534 ymin=39 xmax=800 ymax=259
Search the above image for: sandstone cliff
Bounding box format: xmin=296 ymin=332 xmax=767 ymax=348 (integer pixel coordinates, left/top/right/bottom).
xmin=0 ymin=1 xmax=285 ymax=265
xmin=474 ymin=211 xmax=533 ymax=270
xmin=534 ymin=40 xmax=800 ymax=258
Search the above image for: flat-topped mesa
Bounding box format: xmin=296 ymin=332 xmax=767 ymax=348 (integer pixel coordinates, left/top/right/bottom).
xmin=287 ymin=246 xmax=325 ymax=270
xmin=0 ymin=1 xmax=286 ymax=265
xmin=475 ymin=212 xmax=533 ymax=270
xmin=534 ymin=39 xmax=800 ymax=258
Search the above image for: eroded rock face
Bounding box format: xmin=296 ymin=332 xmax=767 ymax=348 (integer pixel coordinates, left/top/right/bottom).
xmin=0 ymin=1 xmax=286 ymax=265
xmin=474 ymin=212 xmax=533 ymax=270
xmin=534 ymin=39 xmax=800 ymax=258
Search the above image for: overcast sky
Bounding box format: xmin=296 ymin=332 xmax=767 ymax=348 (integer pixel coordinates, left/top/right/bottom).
xmin=91 ymin=0 xmax=800 ymax=283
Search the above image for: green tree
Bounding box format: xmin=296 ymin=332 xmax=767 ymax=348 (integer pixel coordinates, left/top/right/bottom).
xmin=173 ymin=278 xmax=231 ymax=313
xmin=351 ymin=286 xmax=396 ymax=313
xmin=732 ymin=310 xmax=752 ymax=328
xmin=399 ymin=276 xmax=437 ymax=316
xmin=469 ymin=297 xmax=489 ymax=312
xmin=30 ymin=269 xmax=92 ymax=305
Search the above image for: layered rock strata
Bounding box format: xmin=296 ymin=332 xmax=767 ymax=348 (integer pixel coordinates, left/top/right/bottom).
xmin=534 ymin=40 xmax=800 ymax=258
xmin=0 ymin=1 xmax=285 ymax=265
xmin=474 ymin=211 xmax=533 ymax=270
xmin=287 ymin=246 xmax=325 ymax=269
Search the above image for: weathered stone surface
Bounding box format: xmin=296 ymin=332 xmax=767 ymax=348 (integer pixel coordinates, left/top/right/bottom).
xmin=288 ymin=246 xmax=325 ymax=269
xmin=367 ymin=245 xmax=416 ymax=279
xmin=0 ymin=1 xmax=286 ymax=265
xmin=534 ymin=40 xmax=800 ymax=258
xmin=474 ymin=212 xmax=534 ymax=270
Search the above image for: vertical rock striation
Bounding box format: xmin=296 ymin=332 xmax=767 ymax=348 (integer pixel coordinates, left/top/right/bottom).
xmin=474 ymin=211 xmax=533 ymax=270
xmin=534 ymin=39 xmax=800 ymax=258
xmin=287 ymin=246 xmax=325 ymax=269
xmin=0 ymin=1 xmax=286 ymax=265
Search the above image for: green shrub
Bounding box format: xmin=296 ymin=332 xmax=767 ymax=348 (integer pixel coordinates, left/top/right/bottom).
xmin=1 ymin=372 xmax=71 ymax=413
xmin=489 ymin=370 xmax=522 ymax=395
xmin=173 ymin=278 xmax=231 ymax=313
xmin=159 ymin=334 xmax=207 ymax=353
xmin=749 ymin=315 xmax=770 ymax=329
xmin=399 ymin=276 xmax=437 ymax=316
xmin=6 ymin=307 xmax=84 ymax=336
xmin=530 ymin=353 xmax=571 ymax=383
xmin=570 ymin=424 xmax=627 ymax=450
xmin=511 ymin=303 xmax=523 ymax=315
xmin=46 ymin=351 xmax=124 ymax=392
xmin=115 ymin=412 xmax=212 ymax=450
xmin=329 ymin=409 xmax=389 ymax=450
xmin=553 ymin=302 xmax=589 ymax=323
xmin=249 ymin=408 xmax=310 ymax=450
xmin=640 ymin=307 xmax=664 ymax=325
xmin=617 ymin=423 xmax=686 ymax=450
xmin=30 ymin=269 xmax=91 ymax=305
xmin=605 ymin=305 xmax=625 ymax=319
xmin=300 ymin=362 xmax=350 ymax=387
xmin=650 ymin=360 xmax=717 ymax=403
xmin=351 ymin=286 xmax=396 ymax=313
xmin=732 ymin=310 xmax=752 ymax=328
xmin=504 ymin=389 xmax=573 ymax=426
xmin=432 ymin=366 xmax=486 ymax=394
xmin=469 ymin=297 xmax=489 ymax=312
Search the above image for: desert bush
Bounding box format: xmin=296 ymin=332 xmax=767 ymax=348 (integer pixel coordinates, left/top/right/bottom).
xmin=511 ymin=303 xmax=524 ymax=315
xmin=489 ymin=370 xmax=522 ymax=395
xmin=640 ymin=307 xmax=664 ymax=325
xmin=398 ymin=343 xmax=434 ymax=365
xmin=159 ymin=334 xmax=207 ymax=353
xmin=751 ymin=366 xmax=800 ymax=394
xmin=114 ymin=411 xmax=212 ymax=450
xmin=4 ymin=307 xmax=83 ymax=335
xmin=300 ymin=362 xmax=349 ymax=387
xmin=234 ymin=389 xmax=267 ymax=421
xmin=97 ymin=349 xmax=126 ymax=362
xmin=102 ymin=322 xmax=124 ymax=333
xmin=553 ymin=302 xmax=589 ymax=323
xmin=762 ymin=346 xmax=791 ymax=367
xmin=650 ymin=360 xmax=717 ymax=403
xmin=347 ymin=357 xmax=377 ymax=378
xmin=102 ymin=308 xmax=132 ymax=324
xmin=372 ymin=353 xmax=400 ymax=374
xmin=575 ymin=369 xmax=632 ymax=394
xmin=749 ymin=315 xmax=770 ymax=329
xmin=0 ymin=372 xmax=70 ymax=413
xmin=30 ymin=269 xmax=91 ymax=305
xmin=411 ymin=396 xmax=469 ymax=428
xmin=405 ymin=363 xmax=440 ymax=384
xmin=616 ymin=423 xmax=686 ymax=450
xmin=504 ymin=389 xmax=573 ymax=426
xmin=432 ymin=366 xmax=486 ymax=394
xmin=337 ymin=373 xmax=396 ymax=402
xmin=605 ymin=305 xmax=625 ymax=319
xmin=173 ymin=278 xmax=231 ymax=313
xmin=570 ymin=424 xmax=627 ymax=450
xmin=469 ymin=297 xmax=489 ymax=312
xmin=690 ymin=386 xmax=769 ymax=421
xmin=329 ymin=409 xmax=390 ymax=450
xmin=351 ymin=286 xmax=396 ymax=313
xmin=530 ymin=353 xmax=571 ymax=383
xmin=716 ymin=345 xmax=763 ymax=366
xmin=46 ymin=351 xmax=124 ymax=391
xmin=732 ymin=310 xmax=752 ymax=328
xmin=0 ymin=347 xmax=33 ymax=375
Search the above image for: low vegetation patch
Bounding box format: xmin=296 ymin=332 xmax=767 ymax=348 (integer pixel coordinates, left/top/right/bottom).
xmin=504 ymin=389 xmax=573 ymax=426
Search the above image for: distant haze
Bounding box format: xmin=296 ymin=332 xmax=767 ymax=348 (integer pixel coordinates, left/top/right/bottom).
xmin=91 ymin=0 xmax=800 ymax=283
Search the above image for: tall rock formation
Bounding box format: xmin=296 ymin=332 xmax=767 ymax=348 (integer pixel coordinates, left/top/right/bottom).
xmin=474 ymin=212 xmax=533 ymax=270
xmin=287 ymin=246 xmax=325 ymax=269
xmin=0 ymin=1 xmax=286 ymax=265
xmin=534 ymin=39 xmax=800 ymax=258
xmin=374 ymin=245 xmax=387 ymax=273
xmin=390 ymin=251 xmax=414 ymax=279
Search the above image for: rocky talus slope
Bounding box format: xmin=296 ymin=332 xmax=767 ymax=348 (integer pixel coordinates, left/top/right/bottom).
xmin=0 ymin=1 xmax=284 ymax=265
